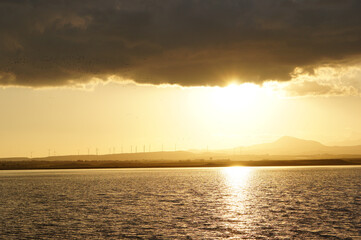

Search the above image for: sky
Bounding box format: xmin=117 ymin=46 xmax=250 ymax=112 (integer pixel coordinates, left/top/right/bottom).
xmin=1 ymin=0 xmax=361 ymax=157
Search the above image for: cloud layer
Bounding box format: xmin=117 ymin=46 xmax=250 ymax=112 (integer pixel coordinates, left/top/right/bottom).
xmin=278 ymin=63 xmax=361 ymax=96
xmin=1 ymin=0 xmax=361 ymax=87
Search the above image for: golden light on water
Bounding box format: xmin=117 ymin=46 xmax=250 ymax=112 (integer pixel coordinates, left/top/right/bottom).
xmin=223 ymin=166 xmax=253 ymax=188
xmin=222 ymin=166 xmax=253 ymax=202
xmin=221 ymin=167 xmax=254 ymax=221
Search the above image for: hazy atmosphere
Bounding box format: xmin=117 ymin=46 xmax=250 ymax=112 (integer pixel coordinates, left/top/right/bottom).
xmin=1 ymin=82 xmax=361 ymax=158
xmin=1 ymin=0 xmax=361 ymax=157
xmin=1 ymin=1 xmax=361 ymax=239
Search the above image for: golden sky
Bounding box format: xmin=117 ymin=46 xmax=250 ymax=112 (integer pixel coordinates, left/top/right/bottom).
xmin=1 ymin=1 xmax=361 ymax=157
xmin=1 ymin=78 xmax=361 ymax=157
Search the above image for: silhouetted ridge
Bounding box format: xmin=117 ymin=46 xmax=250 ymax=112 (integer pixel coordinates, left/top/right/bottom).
xmin=274 ymin=136 xmax=325 ymax=147
xmin=241 ymin=136 xmax=329 ymax=155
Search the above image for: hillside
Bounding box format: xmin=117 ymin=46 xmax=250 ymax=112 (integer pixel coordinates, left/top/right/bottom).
xmin=239 ymin=136 xmax=361 ymax=155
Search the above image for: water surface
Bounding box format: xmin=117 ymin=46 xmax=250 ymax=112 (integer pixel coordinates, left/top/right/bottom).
xmin=0 ymin=166 xmax=360 ymax=239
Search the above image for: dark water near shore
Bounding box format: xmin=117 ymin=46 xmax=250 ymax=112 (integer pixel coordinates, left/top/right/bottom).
xmin=0 ymin=166 xmax=360 ymax=239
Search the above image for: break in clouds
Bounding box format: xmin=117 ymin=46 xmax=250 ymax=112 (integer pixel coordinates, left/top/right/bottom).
xmin=1 ymin=0 xmax=361 ymax=89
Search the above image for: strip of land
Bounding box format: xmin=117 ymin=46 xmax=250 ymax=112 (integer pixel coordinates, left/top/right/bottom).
xmin=0 ymin=158 xmax=360 ymax=170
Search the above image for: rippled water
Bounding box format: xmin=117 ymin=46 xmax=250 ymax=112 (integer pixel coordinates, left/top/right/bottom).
xmin=0 ymin=166 xmax=360 ymax=239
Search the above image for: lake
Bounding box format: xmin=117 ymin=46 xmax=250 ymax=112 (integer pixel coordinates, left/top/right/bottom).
xmin=0 ymin=166 xmax=360 ymax=239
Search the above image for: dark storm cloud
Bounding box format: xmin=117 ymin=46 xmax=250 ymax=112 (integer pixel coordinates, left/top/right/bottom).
xmin=1 ymin=0 xmax=361 ymax=87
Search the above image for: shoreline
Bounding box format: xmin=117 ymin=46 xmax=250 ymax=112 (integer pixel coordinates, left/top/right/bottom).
xmin=1 ymin=159 xmax=360 ymax=171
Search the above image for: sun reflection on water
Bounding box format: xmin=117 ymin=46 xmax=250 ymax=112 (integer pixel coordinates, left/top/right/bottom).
xmin=221 ymin=167 xmax=254 ymax=223
xmin=223 ymin=166 xmax=253 ymax=188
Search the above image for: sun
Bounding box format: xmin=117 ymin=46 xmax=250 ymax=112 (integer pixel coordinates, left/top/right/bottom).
xmin=225 ymin=82 xmax=260 ymax=99
xmin=210 ymin=83 xmax=264 ymax=111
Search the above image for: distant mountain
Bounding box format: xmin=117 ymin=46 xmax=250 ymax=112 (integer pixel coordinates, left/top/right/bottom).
xmin=4 ymin=151 xmax=200 ymax=162
xmin=0 ymin=157 xmax=30 ymax=162
xmin=239 ymin=136 xmax=361 ymax=155
xmin=2 ymin=136 xmax=361 ymax=162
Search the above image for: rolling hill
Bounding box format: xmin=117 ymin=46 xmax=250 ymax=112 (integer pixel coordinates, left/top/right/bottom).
xmin=239 ymin=136 xmax=361 ymax=155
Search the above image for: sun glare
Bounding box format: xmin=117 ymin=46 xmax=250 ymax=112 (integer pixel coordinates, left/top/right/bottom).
xmin=223 ymin=166 xmax=252 ymax=180
xmin=225 ymin=83 xmax=260 ymax=98
xmin=222 ymin=167 xmax=253 ymax=213
xmin=222 ymin=166 xmax=253 ymax=189
xmin=210 ymin=83 xmax=269 ymax=111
